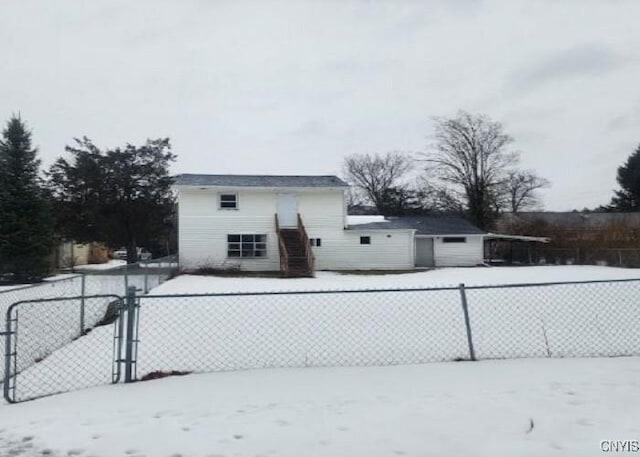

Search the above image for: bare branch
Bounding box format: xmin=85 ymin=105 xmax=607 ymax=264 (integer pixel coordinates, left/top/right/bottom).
xmin=420 ymin=111 xmax=523 ymax=229
xmin=343 ymin=151 xmax=413 ymax=213
xmin=504 ymin=170 xmax=551 ymax=212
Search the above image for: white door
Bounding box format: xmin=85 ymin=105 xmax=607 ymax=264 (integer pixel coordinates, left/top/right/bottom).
xmin=277 ymin=193 xmax=298 ymax=227
xmin=415 ymin=238 xmax=435 ymax=267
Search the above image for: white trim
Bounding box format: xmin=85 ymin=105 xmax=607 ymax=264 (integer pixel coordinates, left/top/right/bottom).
xmin=218 ymin=192 xmax=239 ymax=210
xmin=226 ymin=233 xmax=268 ymax=259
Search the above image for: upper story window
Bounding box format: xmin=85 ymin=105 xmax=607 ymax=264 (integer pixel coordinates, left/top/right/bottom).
xmin=219 ymin=193 xmax=238 ymax=210
xmin=442 ymin=237 xmax=467 ymax=243
xmin=310 ymin=238 xmax=322 ymax=247
xmin=360 ymin=236 xmax=371 ymax=245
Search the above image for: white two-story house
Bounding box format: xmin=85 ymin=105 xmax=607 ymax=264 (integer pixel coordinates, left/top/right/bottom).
xmin=175 ymin=174 xmax=486 ymax=276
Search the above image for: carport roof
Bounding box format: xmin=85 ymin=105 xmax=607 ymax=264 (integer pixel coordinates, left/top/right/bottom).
xmin=346 ymin=215 xmax=486 ymax=235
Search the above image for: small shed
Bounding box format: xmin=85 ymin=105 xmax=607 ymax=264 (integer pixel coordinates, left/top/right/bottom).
xmin=347 ymin=215 xmax=486 ymax=268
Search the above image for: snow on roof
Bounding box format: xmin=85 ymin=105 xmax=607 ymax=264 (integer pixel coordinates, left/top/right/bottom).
xmin=346 ymin=215 xmax=389 ymax=226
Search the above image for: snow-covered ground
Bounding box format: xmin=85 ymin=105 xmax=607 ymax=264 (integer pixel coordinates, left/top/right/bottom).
xmin=1 ymin=357 xmax=639 ymax=457
xmin=73 ymin=259 xmax=127 ymax=271
xmin=10 ymin=265 xmax=640 ymax=402
xmin=154 ymin=265 xmax=640 ymax=294
xmin=0 ymin=273 xmax=79 ymax=292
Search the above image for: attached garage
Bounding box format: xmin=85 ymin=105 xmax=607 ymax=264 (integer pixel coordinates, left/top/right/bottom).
xmin=347 ymin=215 xmax=486 ymax=268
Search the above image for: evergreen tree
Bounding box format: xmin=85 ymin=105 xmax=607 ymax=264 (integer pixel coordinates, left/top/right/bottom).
xmin=0 ymin=116 xmax=54 ymax=282
xmin=48 ymin=137 xmax=176 ymax=263
xmin=610 ymin=145 xmax=640 ymax=211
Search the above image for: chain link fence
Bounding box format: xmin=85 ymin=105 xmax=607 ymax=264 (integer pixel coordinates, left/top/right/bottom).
xmin=4 ymin=295 xmax=124 ymax=402
xmin=135 ymin=289 xmax=470 ymax=377
xmin=499 ymin=245 xmax=640 ymax=267
xmin=4 ymin=277 xmax=640 ymax=402
xmin=0 ymin=255 xmax=178 ymax=401
xmin=465 ymin=279 xmax=640 ymax=359
xmin=0 ymin=254 xmax=178 ymax=310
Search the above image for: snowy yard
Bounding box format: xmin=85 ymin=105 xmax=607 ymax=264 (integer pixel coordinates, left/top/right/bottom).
xmin=152 ymin=265 xmax=640 ymax=293
xmin=8 ymin=265 xmax=640 ymax=403
xmin=1 ymin=357 xmax=639 ymax=457
xmin=73 ymin=259 xmax=127 ymax=271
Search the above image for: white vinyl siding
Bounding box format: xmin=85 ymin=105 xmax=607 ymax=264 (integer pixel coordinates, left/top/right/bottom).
xmin=432 ymin=235 xmax=484 ymax=267
xmin=311 ymin=230 xmax=414 ymax=270
xmin=178 ymin=187 xmax=414 ymax=271
xmin=178 ymin=188 xmax=348 ymax=271
xmin=178 ymin=186 xmax=480 ymax=271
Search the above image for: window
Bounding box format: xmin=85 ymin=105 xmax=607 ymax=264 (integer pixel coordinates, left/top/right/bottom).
xmin=310 ymin=238 xmax=322 ymax=247
xmin=219 ymin=193 xmax=238 ymax=209
xmin=360 ymin=236 xmax=371 ymax=245
xmin=442 ymin=237 xmax=467 ymax=243
xmin=227 ymin=234 xmax=266 ymax=258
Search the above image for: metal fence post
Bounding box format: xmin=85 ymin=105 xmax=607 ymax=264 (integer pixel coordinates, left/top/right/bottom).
xmin=144 ymin=259 xmax=149 ymax=294
xmin=459 ymin=283 xmax=477 ymax=361
xmin=124 ymin=262 xmax=129 ymax=297
xmin=79 ymin=274 xmax=86 ymax=335
xmin=124 ymin=286 xmax=138 ymax=383
xmin=3 ymin=311 xmax=15 ymax=402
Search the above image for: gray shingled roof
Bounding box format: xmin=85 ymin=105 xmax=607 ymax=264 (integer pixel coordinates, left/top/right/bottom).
xmin=174 ymin=174 xmax=349 ymax=188
xmin=347 ymin=215 xmax=486 ymax=235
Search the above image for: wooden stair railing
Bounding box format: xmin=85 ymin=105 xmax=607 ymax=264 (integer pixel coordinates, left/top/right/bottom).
xmin=297 ymin=213 xmax=315 ymax=276
xmin=274 ymin=214 xmax=289 ymax=277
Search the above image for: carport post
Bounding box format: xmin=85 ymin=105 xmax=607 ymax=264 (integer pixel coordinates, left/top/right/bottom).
xmin=459 ymin=283 xmax=476 ymax=361
xmin=124 ymin=286 xmax=138 ymax=383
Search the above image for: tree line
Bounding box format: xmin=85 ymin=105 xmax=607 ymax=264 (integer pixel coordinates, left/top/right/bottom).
xmin=344 ymin=111 xmax=640 ymax=230
xmin=0 ymin=116 xmax=175 ymax=283
xmin=343 ymin=111 xmax=551 ymax=230
xmin=1 ymin=110 xmax=639 ymax=282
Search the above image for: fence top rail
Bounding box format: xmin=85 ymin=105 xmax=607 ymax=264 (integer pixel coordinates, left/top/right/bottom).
xmin=141 ymin=286 xmax=462 ymax=299
xmin=0 ymin=274 xmax=83 ymax=296
xmin=138 ymin=277 xmax=640 ymax=300
xmin=75 ymin=254 xmax=178 ymax=272
xmin=5 ymin=294 xmax=123 ymax=320
xmin=464 ymin=277 xmax=640 ymax=290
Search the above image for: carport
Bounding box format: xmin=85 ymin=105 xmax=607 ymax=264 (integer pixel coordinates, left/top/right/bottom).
xmin=484 ymin=233 xmax=551 ymax=265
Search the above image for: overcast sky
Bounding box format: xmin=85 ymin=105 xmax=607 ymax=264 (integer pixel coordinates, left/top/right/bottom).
xmin=2 ymin=0 xmax=640 ymax=210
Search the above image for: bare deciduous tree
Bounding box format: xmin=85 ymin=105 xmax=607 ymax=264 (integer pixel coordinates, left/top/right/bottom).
xmin=343 ymin=151 xmax=413 ymax=213
xmin=504 ymin=170 xmax=550 ymax=212
xmin=414 ymin=175 xmax=466 ymax=214
xmin=423 ymin=111 xmax=521 ymax=229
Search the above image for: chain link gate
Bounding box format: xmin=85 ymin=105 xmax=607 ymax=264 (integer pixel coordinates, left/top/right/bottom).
xmin=3 ymin=294 xmax=125 ymax=403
